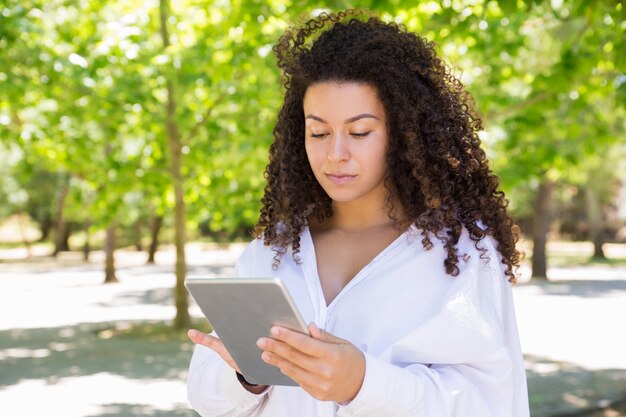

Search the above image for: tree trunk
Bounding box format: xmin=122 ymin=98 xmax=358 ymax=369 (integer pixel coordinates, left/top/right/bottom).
xmin=83 ymin=218 xmax=91 ymax=262
xmin=104 ymin=224 xmax=119 ymax=284
xmin=52 ymin=181 xmax=69 ymax=256
xmin=160 ymin=0 xmax=190 ymax=329
xmin=38 ymin=212 xmax=53 ymax=242
xmin=147 ymin=215 xmax=163 ymax=264
xmin=58 ymin=224 xmax=71 ymax=252
xmin=134 ymin=219 xmax=143 ymax=251
xmin=531 ymin=181 xmax=554 ymax=280
xmin=18 ymin=214 xmax=32 ymax=258
xmin=584 ymin=186 xmax=605 ymax=259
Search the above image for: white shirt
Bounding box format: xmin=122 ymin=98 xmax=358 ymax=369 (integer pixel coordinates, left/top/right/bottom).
xmin=187 ymin=224 xmax=530 ymax=417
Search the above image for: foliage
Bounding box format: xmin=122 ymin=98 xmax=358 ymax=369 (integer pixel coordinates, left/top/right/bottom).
xmin=1 ymin=0 xmax=624 ymax=240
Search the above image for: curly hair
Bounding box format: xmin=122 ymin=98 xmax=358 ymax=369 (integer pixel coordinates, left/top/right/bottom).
xmin=253 ymin=9 xmax=521 ymax=283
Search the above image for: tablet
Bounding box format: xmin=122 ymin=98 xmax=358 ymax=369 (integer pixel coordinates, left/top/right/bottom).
xmin=185 ymin=277 xmax=309 ymax=386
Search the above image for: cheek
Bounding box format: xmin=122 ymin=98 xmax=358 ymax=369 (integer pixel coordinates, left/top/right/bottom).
xmin=304 ymin=143 xmax=314 ymax=167
xmin=305 ymin=142 xmax=323 ymax=167
xmin=358 ymin=141 xmax=387 ymax=167
xmin=364 ymin=145 xmax=388 ymax=181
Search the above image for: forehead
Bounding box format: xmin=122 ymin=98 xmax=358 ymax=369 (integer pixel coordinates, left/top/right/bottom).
xmin=303 ymin=81 xmax=385 ymax=120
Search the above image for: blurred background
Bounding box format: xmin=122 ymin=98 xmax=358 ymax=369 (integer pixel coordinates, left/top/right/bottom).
xmin=1 ymin=0 xmax=625 ymax=416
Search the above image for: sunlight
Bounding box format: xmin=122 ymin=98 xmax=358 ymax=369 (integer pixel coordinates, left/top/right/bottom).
xmin=0 ymin=374 xmax=188 ymax=417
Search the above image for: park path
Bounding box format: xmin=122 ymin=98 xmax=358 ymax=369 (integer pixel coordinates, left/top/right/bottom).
xmin=0 ymin=243 xmax=625 ymax=417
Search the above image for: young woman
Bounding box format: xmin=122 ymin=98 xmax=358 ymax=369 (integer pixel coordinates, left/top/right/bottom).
xmin=187 ymin=9 xmax=529 ymax=417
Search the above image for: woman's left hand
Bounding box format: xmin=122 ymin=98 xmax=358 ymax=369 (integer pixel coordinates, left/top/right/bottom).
xmin=256 ymin=323 xmax=365 ymax=402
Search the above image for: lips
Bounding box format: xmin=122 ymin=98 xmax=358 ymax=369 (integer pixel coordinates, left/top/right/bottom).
xmin=325 ymin=173 xmax=356 ymax=185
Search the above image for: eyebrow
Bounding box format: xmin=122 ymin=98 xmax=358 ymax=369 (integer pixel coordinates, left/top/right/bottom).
xmin=305 ymin=113 xmax=380 ymax=124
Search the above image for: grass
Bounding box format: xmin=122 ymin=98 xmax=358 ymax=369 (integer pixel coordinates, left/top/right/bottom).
xmin=0 ymin=241 xmax=50 ymax=249
xmin=538 ymin=241 xmax=626 ymax=268
xmin=549 ymin=255 xmax=626 ymax=268
xmin=97 ymin=318 xmax=213 ymax=343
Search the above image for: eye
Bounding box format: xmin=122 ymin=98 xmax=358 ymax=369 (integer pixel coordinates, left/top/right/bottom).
xmin=310 ymin=133 xmax=328 ymax=138
xmin=351 ymin=131 xmax=372 ymax=138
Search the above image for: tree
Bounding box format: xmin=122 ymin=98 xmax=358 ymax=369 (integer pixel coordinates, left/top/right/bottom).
xmin=2 ymin=0 xmax=624 ymax=319
xmin=405 ymin=0 xmax=626 ymax=279
xmin=158 ymin=0 xmax=190 ymax=328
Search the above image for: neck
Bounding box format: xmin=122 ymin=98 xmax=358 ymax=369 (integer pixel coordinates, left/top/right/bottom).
xmin=322 ymin=194 xmax=407 ymax=233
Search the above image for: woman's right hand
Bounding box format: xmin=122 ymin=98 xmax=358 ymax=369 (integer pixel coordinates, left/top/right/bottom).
xmin=188 ymin=329 xmax=241 ymax=372
xmin=187 ymin=329 xmax=270 ymax=394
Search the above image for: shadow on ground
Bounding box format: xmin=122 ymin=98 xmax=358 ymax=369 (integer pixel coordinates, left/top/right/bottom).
xmin=94 ymin=288 xmax=177 ymax=308
xmin=526 ymin=354 xmax=626 ymax=417
xmin=0 ymin=321 xmax=195 ymax=388
xmin=521 ymin=279 xmax=626 ymax=298
xmin=85 ymin=403 xmax=197 ymax=417
xmin=0 ymin=260 xmax=235 ymax=277
xmin=2 ymin=321 xmax=626 ymax=417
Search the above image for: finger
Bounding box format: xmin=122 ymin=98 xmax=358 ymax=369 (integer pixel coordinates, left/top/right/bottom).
xmin=188 ymin=329 xmax=219 ymax=347
xmin=309 ymin=323 xmax=347 ymax=344
xmin=269 ymin=326 xmax=327 ymax=357
xmin=257 ymin=337 xmax=319 ymax=373
xmin=188 ymin=329 xmax=240 ymax=372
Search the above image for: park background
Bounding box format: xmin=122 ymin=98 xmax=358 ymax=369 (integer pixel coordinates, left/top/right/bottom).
xmin=1 ymin=0 xmax=625 ymax=416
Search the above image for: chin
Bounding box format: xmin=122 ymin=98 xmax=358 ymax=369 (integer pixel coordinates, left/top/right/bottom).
xmin=322 ymin=189 xmax=362 ymax=203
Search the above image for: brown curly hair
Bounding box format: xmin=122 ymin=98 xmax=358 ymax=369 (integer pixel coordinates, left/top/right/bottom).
xmin=254 ymin=9 xmax=521 ymax=283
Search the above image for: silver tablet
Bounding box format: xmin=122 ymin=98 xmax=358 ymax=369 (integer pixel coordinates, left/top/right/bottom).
xmin=185 ymin=277 xmax=309 ymax=386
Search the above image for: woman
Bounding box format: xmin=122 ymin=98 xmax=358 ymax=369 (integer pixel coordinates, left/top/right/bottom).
xmin=187 ymin=9 xmax=529 ymax=417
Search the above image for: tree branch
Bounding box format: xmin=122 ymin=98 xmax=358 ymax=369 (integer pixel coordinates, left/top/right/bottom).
xmin=184 ymin=70 xmax=245 ymax=143
xmin=184 ymin=90 xmax=228 ymax=143
xmin=486 ymin=91 xmax=552 ymax=121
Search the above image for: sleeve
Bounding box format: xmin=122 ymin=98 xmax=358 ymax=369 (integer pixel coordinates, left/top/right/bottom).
xmin=187 ymin=239 xmax=274 ymax=417
xmin=337 ymin=237 xmax=529 ymax=417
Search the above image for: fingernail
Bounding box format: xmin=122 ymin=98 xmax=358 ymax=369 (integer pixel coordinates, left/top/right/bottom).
xmin=188 ymin=329 xmax=198 ymax=338
xmin=257 ymin=338 xmax=266 ymax=348
xmin=262 ymin=352 xmax=270 ymax=362
xmin=270 ymin=327 xmax=279 ymax=336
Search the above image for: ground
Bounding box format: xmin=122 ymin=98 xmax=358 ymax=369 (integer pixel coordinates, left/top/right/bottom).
xmin=0 ymin=241 xmax=625 ymax=417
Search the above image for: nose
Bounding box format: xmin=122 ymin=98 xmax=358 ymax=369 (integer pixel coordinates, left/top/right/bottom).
xmin=327 ymin=133 xmax=350 ymax=163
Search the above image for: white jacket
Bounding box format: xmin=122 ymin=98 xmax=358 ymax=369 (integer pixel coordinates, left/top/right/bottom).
xmin=187 ymin=225 xmax=530 ymax=417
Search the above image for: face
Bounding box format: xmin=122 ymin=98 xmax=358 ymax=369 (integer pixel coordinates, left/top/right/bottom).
xmin=303 ymin=81 xmax=389 ymax=206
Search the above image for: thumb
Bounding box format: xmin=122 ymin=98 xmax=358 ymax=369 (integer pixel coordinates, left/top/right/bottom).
xmin=309 ymin=323 xmax=345 ymax=344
